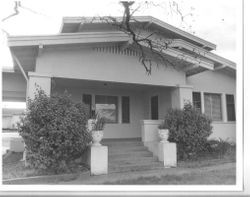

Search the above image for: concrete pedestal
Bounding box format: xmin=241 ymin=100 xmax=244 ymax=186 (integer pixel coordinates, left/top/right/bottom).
xmin=158 ymin=142 xmax=177 ymax=168
xmin=90 ymin=145 xmax=108 ymax=175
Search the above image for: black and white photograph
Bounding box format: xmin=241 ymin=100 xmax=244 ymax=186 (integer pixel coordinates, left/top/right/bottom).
xmin=0 ymin=0 xmax=248 ymax=196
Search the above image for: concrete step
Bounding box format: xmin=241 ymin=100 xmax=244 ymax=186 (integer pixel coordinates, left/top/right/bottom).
xmin=109 ymin=156 xmax=158 ymax=165
xmin=108 ymin=146 xmax=148 ymax=154
xmin=108 ymin=162 xmax=163 ymax=173
xmin=102 ymin=139 xmax=143 ymax=146
xmin=109 ymin=150 xmax=153 ymax=159
xmin=103 ymin=138 xmax=163 ymax=174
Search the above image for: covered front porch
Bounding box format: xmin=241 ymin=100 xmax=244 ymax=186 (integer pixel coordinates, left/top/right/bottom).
xmin=27 ymin=73 xmax=193 ymax=139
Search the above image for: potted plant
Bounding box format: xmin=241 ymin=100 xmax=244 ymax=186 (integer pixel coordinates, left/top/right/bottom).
xmin=90 ymin=114 xmax=106 ymax=146
xmin=158 ymin=121 xmax=169 ymax=143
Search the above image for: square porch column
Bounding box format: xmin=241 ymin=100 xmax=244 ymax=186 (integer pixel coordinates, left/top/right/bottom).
xmin=27 ymin=72 xmax=51 ymax=100
xmin=171 ymin=85 xmax=193 ymax=109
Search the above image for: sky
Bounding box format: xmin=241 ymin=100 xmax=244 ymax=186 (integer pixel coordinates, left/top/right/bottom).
xmin=0 ymin=0 xmax=239 ymax=69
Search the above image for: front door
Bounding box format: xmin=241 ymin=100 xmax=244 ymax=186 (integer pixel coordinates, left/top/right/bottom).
xmin=151 ymin=95 xmax=158 ymax=120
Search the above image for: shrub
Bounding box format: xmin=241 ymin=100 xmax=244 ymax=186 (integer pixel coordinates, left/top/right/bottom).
xmin=203 ymin=138 xmax=236 ymax=159
xmin=163 ymin=103 xmax=212 ymax=160
xmin=18 ymin=88 xmax=91 ymax=174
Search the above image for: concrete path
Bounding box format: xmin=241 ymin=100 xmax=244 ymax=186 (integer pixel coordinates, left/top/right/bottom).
xmin=59 ymin=162 xmax=235 ymax=185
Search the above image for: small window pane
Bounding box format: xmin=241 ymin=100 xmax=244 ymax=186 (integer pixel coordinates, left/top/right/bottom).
xmin=192 ymin=92 xmax=201 ymax=112
xmin=226 ymin=94 xmax=236 ymax=121
xmin=122 ymin=96 xmax=130 ymax=123
xmin=95 ymin=95 xmax=118 ymax=123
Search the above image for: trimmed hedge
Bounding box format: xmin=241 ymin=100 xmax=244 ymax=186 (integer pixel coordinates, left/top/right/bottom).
xmin=18 ymin=88 xmax=91 ymax=174
xmin=163 ymin=103 xmax=213 ymax=160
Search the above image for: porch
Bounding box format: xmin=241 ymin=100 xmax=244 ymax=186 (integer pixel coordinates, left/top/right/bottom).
xmin=49 ymin=77 xmax=192 ymax=139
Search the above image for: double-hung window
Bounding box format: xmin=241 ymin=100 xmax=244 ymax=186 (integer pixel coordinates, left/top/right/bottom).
xmin=226 ymin=94 xmax=236 ymax=121
xmin=192 ymin=92 xmax=201 ymax=112
xmin=204 ymin=93 xmax=222 ymax=121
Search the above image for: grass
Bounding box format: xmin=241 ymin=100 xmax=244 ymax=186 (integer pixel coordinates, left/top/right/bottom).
xmin=103 ymin=167 xmax=235 ymax=185
xmin=2 ymin=145 xmax=236 ymax=184
xmin=2 ymin=152 xmax=88 ymax=181
xmin=2 ymin=152 xmax=37 ymax=180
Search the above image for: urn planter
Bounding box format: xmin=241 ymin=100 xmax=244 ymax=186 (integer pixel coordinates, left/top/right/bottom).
xmin=158 ymin=129 xmax=169 ymax=142
xmin=91 ymin=130 xmax=104 ymax=146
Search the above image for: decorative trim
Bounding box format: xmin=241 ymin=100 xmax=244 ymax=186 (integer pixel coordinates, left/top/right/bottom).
xmin=93 ymin=45 xmax=140 ymax=57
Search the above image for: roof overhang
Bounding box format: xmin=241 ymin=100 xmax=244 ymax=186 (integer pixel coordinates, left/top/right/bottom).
xmin=61 ymin=16 xmax=216 ymax=51
xmin=8 ymin=32 xmax=235 ymax=77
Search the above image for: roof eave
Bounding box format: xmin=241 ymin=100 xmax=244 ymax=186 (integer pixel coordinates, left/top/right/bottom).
xmin=61 ymin=16 xmax=217 ymax=50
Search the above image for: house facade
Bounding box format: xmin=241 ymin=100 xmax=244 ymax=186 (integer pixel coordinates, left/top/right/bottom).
xmin=3 ymin=16 xmax=236 ymax=141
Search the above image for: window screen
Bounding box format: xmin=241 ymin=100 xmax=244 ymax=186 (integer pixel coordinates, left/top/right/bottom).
xmin=192 ymin=92 xmax=201 ymax=112
xmin=151 ymin=96 xmax=158 ymax=120
xmin=82 ymin=94 xmax=92 ymax=118
xmin=204 ymin=93 xmax=222 ymax=121
xmin=122 ymin=96 xmax=130 ymax=123
xmin=226 ymin=94 xmax=236 ymax=121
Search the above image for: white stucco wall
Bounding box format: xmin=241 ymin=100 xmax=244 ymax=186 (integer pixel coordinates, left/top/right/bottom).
xmin=35 ymin=46 xmax=186 ymax=87
xmin=187 ymin=70 xmax=236 ymax=142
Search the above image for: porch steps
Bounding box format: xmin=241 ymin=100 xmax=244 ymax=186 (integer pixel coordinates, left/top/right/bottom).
xmin=102 ymin=138 xmax=163 ymax=173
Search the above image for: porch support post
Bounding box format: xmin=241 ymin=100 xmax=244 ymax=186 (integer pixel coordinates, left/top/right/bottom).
xmin=27 ymin=72 xmax=51 ymax=100
xmin=171 ymin=85 xmax=193 ymax=109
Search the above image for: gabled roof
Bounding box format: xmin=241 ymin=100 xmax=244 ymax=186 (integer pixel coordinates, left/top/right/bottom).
xmin=7 ymin=16 xmax=235 ymax=77
xmin=61 ymin=16 xmax=216 ymax=51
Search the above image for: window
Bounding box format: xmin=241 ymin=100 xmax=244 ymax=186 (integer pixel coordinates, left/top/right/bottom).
xmin=151 ymin=96 xmax=158 ymax=120
xmin=204 ymin=93 xmax=222 ymax=121
xmin=82 ymin=94 xmax=92 ymax=118
xmin=192 ymin=92 xmax=201 ymax=112
xmin=95 ymin=95 xmax=118 ymax=123
xmin=226 ymin=94 xmax=236 ymax=121
xmin=122 ymin=96 xmax=130 ymax=123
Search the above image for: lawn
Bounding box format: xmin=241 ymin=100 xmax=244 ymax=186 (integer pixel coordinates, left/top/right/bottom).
xmin=2 ymin=152 xmax=88 ymax=181
xmin=2 ymin=147 xmax=236 ymax=185
xmin=103 ymin=164 xmax=236 ymax=185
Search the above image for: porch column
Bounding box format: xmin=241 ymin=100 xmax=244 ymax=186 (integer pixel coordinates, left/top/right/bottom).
xmin=171 ymin=85 xmax=193 ymax=109
xmin=27 ymin=72 xmax=51 ymax=100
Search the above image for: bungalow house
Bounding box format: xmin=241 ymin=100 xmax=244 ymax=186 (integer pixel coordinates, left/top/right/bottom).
xmin=3 ymin=16 xmax=236 ymax=143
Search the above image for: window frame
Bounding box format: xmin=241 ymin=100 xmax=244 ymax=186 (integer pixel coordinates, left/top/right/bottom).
xmin=192 ymin=92 xmax=202 ymax=113
xmin=95 ymin=95 xmax=118 ymax=124
xmin=121 ymin=96 xmax=130 ymax=124
xmin=226 ymin=94 xmax=236 ymax=122
xmin=204 ymin=92 xmax=222 ymax=121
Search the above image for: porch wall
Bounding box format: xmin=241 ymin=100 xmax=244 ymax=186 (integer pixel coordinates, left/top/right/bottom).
xmin=53 ymin=85 xmax=145 ymax=139
xmin=143 ymin=87 xmax=172 ymax=119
